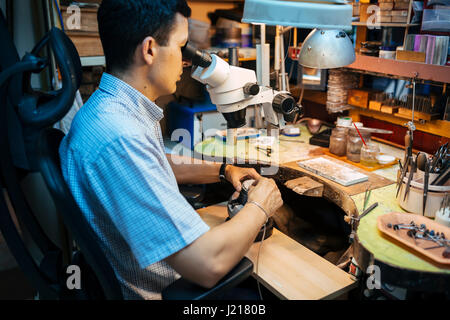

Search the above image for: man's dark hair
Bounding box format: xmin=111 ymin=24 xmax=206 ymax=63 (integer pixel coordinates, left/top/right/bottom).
xmin=98 ymin=0 xmax=191 ymax=73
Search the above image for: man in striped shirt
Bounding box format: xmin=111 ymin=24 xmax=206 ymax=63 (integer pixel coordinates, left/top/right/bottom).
xmin=60 ymin=0 xmax=283 ymax=299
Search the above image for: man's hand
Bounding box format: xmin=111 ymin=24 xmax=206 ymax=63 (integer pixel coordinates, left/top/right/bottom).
xmin=247 ymin=178 xmax=283 ymax=218
xmin=225 ymin=166 xmax=261 ymax=192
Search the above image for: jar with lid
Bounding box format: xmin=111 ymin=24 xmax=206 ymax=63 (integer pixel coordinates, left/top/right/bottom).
xmin=329 ymin=127 xmax=348 ymax=157
xmin=346 ymin=128 xmax=371 ymax=163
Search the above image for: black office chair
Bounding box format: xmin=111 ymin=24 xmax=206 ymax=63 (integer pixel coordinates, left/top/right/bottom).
xmin=0 ymin=9 xmax=253 ymax=300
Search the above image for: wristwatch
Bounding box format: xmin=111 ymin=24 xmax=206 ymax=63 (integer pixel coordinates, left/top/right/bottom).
xmin=219 ymin=163 xmax=229 ymax=183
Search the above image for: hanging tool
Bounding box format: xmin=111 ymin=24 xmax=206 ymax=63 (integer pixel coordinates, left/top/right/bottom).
xmin=423 ymin=158 xmax=430 ymax=216
xmin=363 ymin=186 xmax=372 ymax=212
xmin=397 ymin=154 xmax=410 ymax=198
xmin=431 ymin=165 xmax=450 ymax=186
xmin=416 ymin=152 xmax=427 ymax=171
xmin=430 ymin=143 xmax=448 ymax=173
xmin=403 ymin=153 xmax=418 ymax=201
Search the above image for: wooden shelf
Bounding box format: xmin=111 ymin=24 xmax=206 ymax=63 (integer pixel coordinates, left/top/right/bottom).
xmin=345 ymin=54 xmax=450 ymax=84
xmin=80 ymin=56 xmax=106 ymax=67
xmin=349 ymin=108 xmax=450 ymax=138
xmin=352 ymin=22 xmax=419 ymax=27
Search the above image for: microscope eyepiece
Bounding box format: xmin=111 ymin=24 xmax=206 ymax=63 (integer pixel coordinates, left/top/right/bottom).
xmin=182 ymin=42 xmax=212 ymax=68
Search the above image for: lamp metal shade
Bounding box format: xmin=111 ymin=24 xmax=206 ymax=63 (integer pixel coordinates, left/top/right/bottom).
xmin=298 ymin=29 xmax=356 ymax=69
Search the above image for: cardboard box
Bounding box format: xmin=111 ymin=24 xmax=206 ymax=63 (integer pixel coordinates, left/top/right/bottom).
xmin=391 ymin=15 xmax=408 ymax=23
xmin=394 ymin=0 xmax=410 ymax=9
xmin=348 ymin=89 xmax=379 ymax=108
xmin=369 ymin=100 xmax=382 ymax=111
xmin=379 ymin=2 xmax=394 ymax=10
xmin=396 ymin=50 xmax=426 ymax=62
xmin=377 ymin=13 xmax=392 ymax=22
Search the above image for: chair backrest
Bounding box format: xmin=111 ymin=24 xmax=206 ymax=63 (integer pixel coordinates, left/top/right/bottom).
xmin=37 ymin=128 xmax=124 ymax=300
xmin=0 ymin=9 xmax=122 ymax=299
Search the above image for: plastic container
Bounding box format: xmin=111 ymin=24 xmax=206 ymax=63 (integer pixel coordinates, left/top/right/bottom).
xmin=346 ymin=128 xmax=371 ymax=163
xmin=422 ymin=9 xmax=450 ymax=32
xmin=329 ymin=127 xmax=348 ymax=157
xmin=360 ymin=142 xmax=380 ymax=167
xmin=379 ymin=49 xmax=396 ymax=60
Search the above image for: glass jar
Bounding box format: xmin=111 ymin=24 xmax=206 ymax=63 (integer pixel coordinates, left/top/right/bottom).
xmin=360 ymin=142 xmax=380 ymax=167
xmin=329 ymin=127 xmax=348 ymax=157
xmin=346 ymin=128 xmax=371 ymax=163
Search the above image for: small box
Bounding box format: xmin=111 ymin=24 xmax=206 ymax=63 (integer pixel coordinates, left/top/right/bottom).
xmin=391 ymin=15 xmax=408 ymax=23
xmin=396 ymin=50 xmax=426 ymax=62
xmin=377 ymin=13 xmax=392 ymax=22
xmin=391 ymin=10 xmax=408 ymax=16
xmin=379 ymin=2 xmax=394 ymax=10
xmin=380 ymin=106 xmax=399 ymax=114
xmin=348 ymin=89 xmax=378 ymax=108
xmin=369 ymin=100 xmax=382 ymax=111
xmin=379 ymin=0 xmax=394 ymax=2
xmin=394 ymin=0 xmax=410 ymax=10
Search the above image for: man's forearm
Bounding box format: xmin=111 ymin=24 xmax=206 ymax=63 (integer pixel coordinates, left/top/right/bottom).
xmin=167 ymin=154 xmax=221 ymax=185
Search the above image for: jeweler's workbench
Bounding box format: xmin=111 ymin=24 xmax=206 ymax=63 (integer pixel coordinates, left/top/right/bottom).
xmin=195 ymin=124 xmax=450 ymax=298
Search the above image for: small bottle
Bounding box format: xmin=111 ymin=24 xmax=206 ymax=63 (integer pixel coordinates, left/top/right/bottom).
xmin=347 ymin=128 xmax=371 ymax=163
xmin=329 ymin=127 xmax=348 ymax=157
xmin=360 ymin=142 xmax=380 ymax=167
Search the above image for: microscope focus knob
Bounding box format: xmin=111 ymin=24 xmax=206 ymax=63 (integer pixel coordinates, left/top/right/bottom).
xmin=243 ymin=83 xmax=260 ymax=96
xmin=272 ymin=93 xmax=296 ymax=115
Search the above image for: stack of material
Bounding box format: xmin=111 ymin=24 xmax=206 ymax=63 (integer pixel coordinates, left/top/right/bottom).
xmin=378 ymin=0 xmax=394 ymax=23
xmin=376 ymin=0 xmax=410 ymax=23
xmin=326 ymin=70 xmax=358 ymax=113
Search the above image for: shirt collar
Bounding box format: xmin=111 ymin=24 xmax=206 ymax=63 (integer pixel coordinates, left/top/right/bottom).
xmin=99 ymin=72 xmax=164 ymax=122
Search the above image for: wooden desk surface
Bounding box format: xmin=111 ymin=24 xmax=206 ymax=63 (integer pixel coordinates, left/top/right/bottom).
xmin=197 ymin=204 xmax=357 ymax=300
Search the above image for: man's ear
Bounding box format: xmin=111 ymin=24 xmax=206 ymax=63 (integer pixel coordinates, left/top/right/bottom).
xmin=140 ymin=36 xmax=157 ymax=66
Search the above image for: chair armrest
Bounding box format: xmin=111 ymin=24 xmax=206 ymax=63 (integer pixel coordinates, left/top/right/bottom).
xmin=162 ymin=257 xmax=253 ymax=300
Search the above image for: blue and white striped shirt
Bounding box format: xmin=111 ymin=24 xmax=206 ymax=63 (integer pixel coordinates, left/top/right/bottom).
xmin=59 ymin=73 xmax=210 ymax=299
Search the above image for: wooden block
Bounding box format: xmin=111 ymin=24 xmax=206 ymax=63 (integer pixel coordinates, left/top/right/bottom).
xmin=66 ymin=31 xmax=104 ymax=57
xmin=379 ymin=10 xmax=391 ymax=16
xmin=379 ymin=2 xmax=394 ymax=10
xmin=394 ymin=1 xmax=410 ymax=9
xmin=396 ymin=50 xmax=426 ymax=63
xmin=379 ymin=0 xmax=394 ymax=2
xmin=391 ymin=15 xmax=408 ymax=23
xmin=348 ymin=89 xmax=379 ymax=108
xmin=380 ymin=105 xmax=399 ymax=114
xmin=396 ymin=108 xmax=440 ymax=121
xmin=391 ymin=9 xmax=408 ymax=16
xmin=369 ymin=100 xmax=382 ymax=111
xmin=377 ymin=14 xmax=392 ymax=22
xmin=284 ymin=177 xmax=324 ymax=197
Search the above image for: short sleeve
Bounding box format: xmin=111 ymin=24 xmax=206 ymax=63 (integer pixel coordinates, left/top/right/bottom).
xmin=83 ymin=135 xmax=210 ymax=269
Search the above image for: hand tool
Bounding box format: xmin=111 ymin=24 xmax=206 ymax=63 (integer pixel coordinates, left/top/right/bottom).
xmin=403 ymin=153 xmax=418 ymax=201
xmin=431 ymin=165 xmax=450 ymax=186
xmin=416 ymin=152 xmax=427 ymax=171
xmin=363 ymin=185 xmax=371 ymax=212
xmin=431 ymin=143 xmax=448 ymax=173
xmin=423 ymin=158 xmax=430 ymax=216
xmin=359 ymin=202 xmax=378 ymax=220
xmin=344 ymin=201 xmax=378 ymax=223
xmin=397 ymin=154 xmax=410 ymax=198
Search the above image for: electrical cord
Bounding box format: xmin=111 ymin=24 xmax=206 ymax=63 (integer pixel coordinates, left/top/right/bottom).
xmin=256 ymin=223 xmax=267 ymax=300
xmin=247 ymin=200 xmax=269 ymax=300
